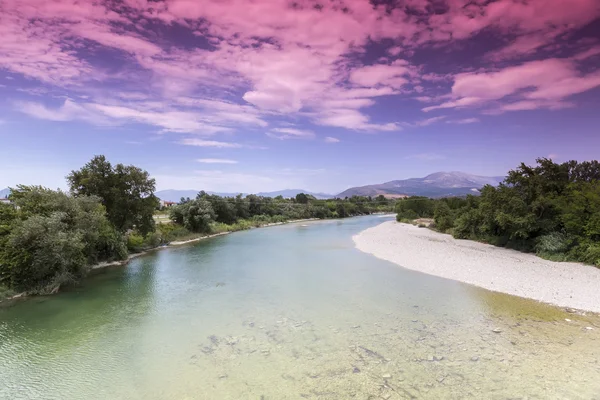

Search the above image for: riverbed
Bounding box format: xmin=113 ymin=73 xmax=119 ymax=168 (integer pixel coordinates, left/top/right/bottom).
xmin=1 ymin=216 xmax=599 ymax=399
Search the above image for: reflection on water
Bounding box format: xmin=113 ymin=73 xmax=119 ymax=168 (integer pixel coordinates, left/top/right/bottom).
xmin=1 ymin=216 xmax=599 ymax=399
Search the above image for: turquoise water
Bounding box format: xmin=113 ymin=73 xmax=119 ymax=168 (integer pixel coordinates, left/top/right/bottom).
xmin=1 ymin=216 xmax=599 ymax=399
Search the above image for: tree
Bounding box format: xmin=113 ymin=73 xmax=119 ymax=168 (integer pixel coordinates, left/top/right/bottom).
xmin=295 ymin=193 xmax=309 ymax=204
xmin=0 ymin=187 xmax=127 ymax=293
xmin=433 ymin=201 xmax=453 ymax=232
xmin=67 ymin=155 xmax=159 ymax=235
xmin=169 ymin=198 xmax=215 ymax=233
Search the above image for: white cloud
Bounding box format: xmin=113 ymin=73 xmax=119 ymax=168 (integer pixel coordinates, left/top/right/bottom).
xmin=324 ymin=136 xmax=340 ymax=143
xmin=266 ymin=128 xmax=315 ymax=140
xmin=446 ymin=118 xmax=480 ymax=124
xmin=178 ymin=139 xmax=242 ymax=148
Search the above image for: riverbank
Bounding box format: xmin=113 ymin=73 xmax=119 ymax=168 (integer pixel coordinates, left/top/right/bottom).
xmin=353 ymin=221 xmax=600 ymax=313
xmin=1 ymin=218 xmax=322 ymax=304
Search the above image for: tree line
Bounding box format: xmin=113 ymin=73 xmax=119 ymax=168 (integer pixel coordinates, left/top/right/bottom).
xmin=0 ymin=155 xmax=395 ymax=296
xmin=396 ymin=158 xmax=600 ymax=266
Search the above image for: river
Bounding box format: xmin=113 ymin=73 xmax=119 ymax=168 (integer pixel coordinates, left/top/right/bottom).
xmin=1 ymin=216 xmax=599 ymax=399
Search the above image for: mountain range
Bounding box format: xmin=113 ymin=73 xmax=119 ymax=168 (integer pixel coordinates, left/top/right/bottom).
xmin=337 ymin=172 xmax=504 ymax=198
xmin=154 ymin=189 xmax=334 ymax=202
xmin=155 ymin=172 xmax=504 ymax=202
xmin=1 ymin=172 xmax=505 ymax=203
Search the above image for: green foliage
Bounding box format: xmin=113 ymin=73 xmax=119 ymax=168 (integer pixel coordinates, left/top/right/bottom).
xmin=126 ymin=232 xmax=145 ymax=253
xmin=169 ymin=198 xmax=215 ymax=233
xmin=167 ymin=192 xmax=395 ymax=232
xmin=395 ymin=197 xmax=434 ymax=220
xmin=399 ymin=158 xmax=600 ymax=266
xmin=0 ymin=186 xmax=127 ymax=293
xmin=67 ymin=155 xmax=159 ymax=235
xmin=433 ymin=201 xmax=453 ymax=232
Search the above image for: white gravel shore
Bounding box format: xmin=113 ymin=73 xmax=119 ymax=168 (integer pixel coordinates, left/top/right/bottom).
xmin=354 ymin=221 xmax=600 ymax=313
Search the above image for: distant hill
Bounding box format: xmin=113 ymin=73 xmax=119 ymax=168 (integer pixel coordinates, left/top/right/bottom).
xmin=0 ymin=188 xmax=10 ymax=198
xmin=155 ymin=189 xmax=333 ymax=202
xmin=256 ymin=189 xmax=333 ymax=199
xmin=155 ymin=190 xmax=242 ymax=202
xmin=337 ymin=172 xmax=505 ymax=198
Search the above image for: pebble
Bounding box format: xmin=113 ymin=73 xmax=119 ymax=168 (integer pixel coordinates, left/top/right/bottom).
xmin=381 ymin=394 xmax=391 ymax=400
xmin=219 ymin=374 xmax=228 ymax=379
xmin=585 ymin=327 xmax=594 ymax=330
xmin=471 ymin=356 xmax=479 ymax=362
xmin=382 ymin=373 xmax=392 ymax=379
xmin=492 ymin=328 xmax=502 ymax=333
xmin=565 ymin=318 xmax=571 ymax=322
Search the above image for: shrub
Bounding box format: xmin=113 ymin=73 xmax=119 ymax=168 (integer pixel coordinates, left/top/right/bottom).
xmin=127 ymin=232 xmax=145 ymax=252
xmin=536 ymin=232 xmax=571 ymax=255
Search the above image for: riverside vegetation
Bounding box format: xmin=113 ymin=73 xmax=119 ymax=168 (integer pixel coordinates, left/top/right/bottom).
xmin=395 ymin=158 xmax=600 ymax=266
xmin=0 ymin=156 xmax=394 ymax=298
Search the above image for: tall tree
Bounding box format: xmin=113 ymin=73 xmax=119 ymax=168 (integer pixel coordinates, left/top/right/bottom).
xmin=67 ymin=155 xmax=159 ymax=235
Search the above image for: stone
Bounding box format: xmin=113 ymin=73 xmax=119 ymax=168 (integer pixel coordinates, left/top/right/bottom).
xmin=382 ymin=373 xmax=392 ymax=379
xmin=352 ymin=367 xmax=360 ymax=374
xmin=381 ymin=394 xmax=391 ymax=399
xmin=433 ymin=355 xmax=444 ymax=361
xmin=565 ymin=318 xmax=571 ymax=322
xmin=492 ymin=328 xmax=502 ymax=333
xmin=471 ymin=356 xmax=479 ymax=362
xmin=585 ymin=327 xmax=594 ymax=330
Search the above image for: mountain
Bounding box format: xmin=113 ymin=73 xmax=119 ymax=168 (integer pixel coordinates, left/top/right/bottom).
xmin=155 ymin=190 xmax=242 ymax=202
xmin=0 ymin=188 xmax=10 ymax=198
xmin=337 ymin=172 xmax=505 ymax=198
xmin=256 ymin=189 xmax=333 ymax=199
xmin=155 ymin=189 xmax=333 ymax=202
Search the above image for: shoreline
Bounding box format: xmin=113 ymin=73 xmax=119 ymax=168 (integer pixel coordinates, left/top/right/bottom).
xmin=1 ymin=217 xmax=324 ymax=304
xmin=353 ymin=221 xmax=600 ymax=313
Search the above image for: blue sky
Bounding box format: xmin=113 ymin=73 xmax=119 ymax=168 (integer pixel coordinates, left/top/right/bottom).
xmin=1 ymin=0 xmax=599 ymax=194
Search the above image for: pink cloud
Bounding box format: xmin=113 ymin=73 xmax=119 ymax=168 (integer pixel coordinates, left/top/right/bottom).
xmin=425 ymin=58 xmax=600 ymax=112
xmin=349 ymin=60 xmax=413 ymax=89
xmin=2 ymin=0 xmax=599 ymax=137
xmin=178 ymin=139 xmax=242 ymax=148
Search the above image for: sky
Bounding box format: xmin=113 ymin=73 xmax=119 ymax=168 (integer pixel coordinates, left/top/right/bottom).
xmin=0 ymin=0 xmax=599 ymax=194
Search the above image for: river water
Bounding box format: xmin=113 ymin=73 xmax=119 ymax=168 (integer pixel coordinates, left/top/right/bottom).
xmin=1 ymin=216 xmax=599 ymax=399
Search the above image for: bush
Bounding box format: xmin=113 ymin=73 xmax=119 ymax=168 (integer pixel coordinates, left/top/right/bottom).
xmin=536 ymin=232 xmax=571 ymax=255
xmin=434 ymin=202 xmax=454 ymax=232
xmin=396 ymin=209 xmax=418 ymax=221
xmin=579 ymin=244 xmax=600 ymax=266
xmin=127 ymin=232 xmax=145 ymax=253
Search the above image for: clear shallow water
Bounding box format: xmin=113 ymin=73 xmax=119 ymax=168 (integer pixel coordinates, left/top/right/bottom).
xmin=1 ymin=216 xmax=599 ymax=399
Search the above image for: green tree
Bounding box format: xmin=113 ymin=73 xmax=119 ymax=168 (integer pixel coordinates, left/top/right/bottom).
xmin=0 ymin=187 xmax=127 ymax=293
xmin=169 ymin=198 xmax=215 ymax=233
xmin=295 ymin=193 xmax=309 ymax=204
xmin=433 ymin=201 xmax=453 ymax=232
xmin=67 ymin=155 xmax=159 ymax=235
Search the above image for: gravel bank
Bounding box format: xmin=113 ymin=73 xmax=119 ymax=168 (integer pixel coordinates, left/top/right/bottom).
xmin=354 ymin=221 xmax=600 ymax=313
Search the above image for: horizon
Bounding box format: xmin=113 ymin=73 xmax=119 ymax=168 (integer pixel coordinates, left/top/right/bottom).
xmin=1 ymin=0 xmax=599 ymax=193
